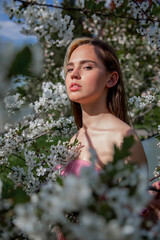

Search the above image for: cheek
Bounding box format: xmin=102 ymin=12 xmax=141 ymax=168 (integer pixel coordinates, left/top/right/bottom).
xmin=65 ymin=77 xmax=69 ymax=88
xmin=89 ymin=73 xmax=106 ymax=88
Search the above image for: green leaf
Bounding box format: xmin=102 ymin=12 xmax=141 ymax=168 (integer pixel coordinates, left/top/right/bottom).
xmin=85 ymin=0 xmax=95 ymax=10
xmin=21 ymin=125 xmax=29 ymax=131
xmin=96 ymin=1 xmax=105 ymax=9
xmin=56 ymin=176 xmax=63 ymax=186
xmin=12 ymin=186 xmax=29 ymax=204
xmin=151 ymin=5 xmax=160 ymax=15
xmin=84 ymin=0 xmax=98 ymax=15
xmin=113 ymin=135 xmax=135 ymax=164
xmin=156 ymin=135 xmax=160 ymax=141
xmin=8 ymin=46 xmax=32 ymax=78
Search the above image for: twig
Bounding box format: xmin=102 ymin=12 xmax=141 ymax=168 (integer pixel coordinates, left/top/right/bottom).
xmin=132 ymin=0 xmax=155 ymax=24
xmin=12 ymin=153 xmax=25 ymax=161
xmin=149 ymin=174 xmax=160 ymax=182
xmin=25 ymin=130 xmax=50 ymax=142
xmin=14 ymin=0 xmax=83 ymax=12
xmin=132 ymin=104 xmax=156 ymax=122
xmin=4 ymin=165 xmax=15 ymax=172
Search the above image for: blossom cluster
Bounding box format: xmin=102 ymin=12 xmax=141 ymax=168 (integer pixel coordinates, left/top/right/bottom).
xmin=0 ymin=78 xmax=77 ymax=196
xmin=26 ymin=115 xmax=76 ymax=139
xmin=99 ymin=0 xmax=160 ymax=52
xmin=0 ymin=126 xmax=25 ymax=163
xmin=4 ymin=93 xmax=26 ymax=114
xmin=1 ymin=79 xmax=73 ymax=155
xmin=3 ymin=0 xmax=75 ymax=47
xmin=128 ymin=87 xmax=160 ymax=110
xmin=7 ymin=140 xmax=81 ymax=195
xmin=123 ymin=1 xmax=160 ymax=51
xmin=128 ymin=0 xmax=160 ymax=51
xmin=1 ymin=1 xmax=160 ymax=239
xmin=32 ymin=81 xmax=69 ymax=114
xmin=13 ymin=150 xmax=160 ymax=240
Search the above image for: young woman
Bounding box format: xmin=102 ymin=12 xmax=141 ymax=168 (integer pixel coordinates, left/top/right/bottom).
xmin=57 ymin=37 xmax=160 ymax=240
xmin=63 ymin=37 xmax=147 ymax=175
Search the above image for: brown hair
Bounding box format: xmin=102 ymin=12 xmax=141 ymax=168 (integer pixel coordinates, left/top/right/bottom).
xmin=64 ymin=37 xmax=129 ymax=129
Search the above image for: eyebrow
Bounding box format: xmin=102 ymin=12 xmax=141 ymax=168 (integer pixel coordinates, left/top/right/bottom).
xmin=67 ymin=60 xmax=97 ymax=67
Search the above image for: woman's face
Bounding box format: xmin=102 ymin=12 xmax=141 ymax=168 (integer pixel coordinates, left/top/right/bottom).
xmin=65 ymin=44 xmax=110 ymax=105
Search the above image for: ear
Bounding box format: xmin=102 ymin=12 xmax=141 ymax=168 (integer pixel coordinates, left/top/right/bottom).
xmin=105 ymin=71 xmax=119 ymax=88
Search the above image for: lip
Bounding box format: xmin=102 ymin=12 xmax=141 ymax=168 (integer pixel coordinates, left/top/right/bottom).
xmin=70 ymin=82 xmax=82 ymax=91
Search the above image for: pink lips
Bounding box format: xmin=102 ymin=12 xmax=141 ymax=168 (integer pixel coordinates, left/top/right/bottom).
xmin=70 ymin=82 xmax=81 ymax=91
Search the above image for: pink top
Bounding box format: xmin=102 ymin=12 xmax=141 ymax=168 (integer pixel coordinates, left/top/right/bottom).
xmin=61 ymin=159 xmax=95 ymax=176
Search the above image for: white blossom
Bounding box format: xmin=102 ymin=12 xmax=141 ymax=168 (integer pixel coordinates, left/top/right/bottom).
xmin=140 ymin=1 xmax=149 ymax=11
xmin=128 ymin=87 xmax=159 ymax=109
xmin=75 ymin=0 xmax=85 ymax=8
xmin=33 ymin=82 xmax=69 ymax=114
xmin=36 ymin=166 xmax=47 ymax=176
xmin=4 ymin=93 xmax=26 ymax=113
xmin=4 ymin=0 xmax=75 ymax=47
xmin=105 ymin=0 xmax=112 ymax=8
xmin=114 ymin=0 xmax=124 ymax=8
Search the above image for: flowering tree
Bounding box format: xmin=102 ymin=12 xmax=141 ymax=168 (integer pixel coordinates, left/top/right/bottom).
xmin=0 ymin=0 xmax=160 ymax=239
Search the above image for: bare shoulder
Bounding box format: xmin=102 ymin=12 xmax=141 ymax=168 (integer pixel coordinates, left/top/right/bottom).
xmin=108 ymin=116 xmax=133 ymax=141
xmin=109 ymin=115 xmax=139 ymax=140
xmin=110 ymin=116 xmax=148 ymax=166
xmin=111 ymin=116 xmax=131 ymax=131
xmin=120 ymin=125 xmax=147 ymax=167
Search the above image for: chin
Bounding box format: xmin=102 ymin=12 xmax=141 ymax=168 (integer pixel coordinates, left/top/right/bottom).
xmin=70 ymin=98 xmax=82 ymax=104
xmin=68 ymin=95 xmax=82 ymax=103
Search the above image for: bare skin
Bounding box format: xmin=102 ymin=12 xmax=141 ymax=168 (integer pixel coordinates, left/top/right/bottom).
xmin=70 ymin=114 xmax=147 ymax=169
xmin=66 ymin=44 xmax=147 ymax=168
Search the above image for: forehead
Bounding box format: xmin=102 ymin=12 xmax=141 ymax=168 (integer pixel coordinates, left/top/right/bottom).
xmin=69 ymin=44 xmax=103 ymax=63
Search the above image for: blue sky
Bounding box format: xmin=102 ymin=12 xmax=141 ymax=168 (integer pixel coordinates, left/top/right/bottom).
xmin=0 ymin=0 xmax=60 ymax=46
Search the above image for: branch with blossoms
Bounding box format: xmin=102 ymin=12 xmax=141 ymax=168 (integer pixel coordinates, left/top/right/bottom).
xmin=13 ymin=0 xmax=160 ymax=23
xmin=2 ymin=136 xmax=160 ymax=240
xmin=128 ymin=87 xmax=160 ymax=115
xmin=8 ymin=0 xmax=160 ymax=51
xmin=1 ymin=0 xmax=160 ymax=239
xmin=9 ymin=137 xmax=160 ymax=240
xmin=0 ymin=80 xmax=79 ymax=196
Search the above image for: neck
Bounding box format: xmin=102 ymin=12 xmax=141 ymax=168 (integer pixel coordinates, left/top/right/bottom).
xmin=81 ymin=101 xmax=111 ymax=129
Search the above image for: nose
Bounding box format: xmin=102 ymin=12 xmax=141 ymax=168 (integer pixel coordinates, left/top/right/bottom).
xmin=70 ymin=68 xmax=81 ymax=80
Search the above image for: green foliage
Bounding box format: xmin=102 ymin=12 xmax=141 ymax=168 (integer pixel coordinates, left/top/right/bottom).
xmin=8 ymin=46 xmax=32 ymax=78
xmin=113 ymin=135 xmax=135 ymax=164
xmin=100 ymin=136 xmax=136 ymax=185
xmin=151 ymin=4 xmax=160 ymax=15
xmin=0 ymin=164 xmax=29 ymax=204
xmin=1 ymin=1 xmax=160 ymax=239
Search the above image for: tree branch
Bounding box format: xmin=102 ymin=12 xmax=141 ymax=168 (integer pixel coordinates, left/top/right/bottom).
xmin=132 ymin=0 xmax=155 ymax=24
xmin=14 ymin=0 xmax=83 ymax=12
xmin=25 ymin=130 xmax=50 ymax=142
xmin=4 ymin=165 xmax=15 ymax=172
xmin=149 ymin=174 xmax=160 ymax=182
xmin=132 ymin=104 xmax=156 ymax=122
xmin=12 ymin=153 xmax=25 ymax=161
xmin=14 ymin=0 xmax=160 ymax=23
